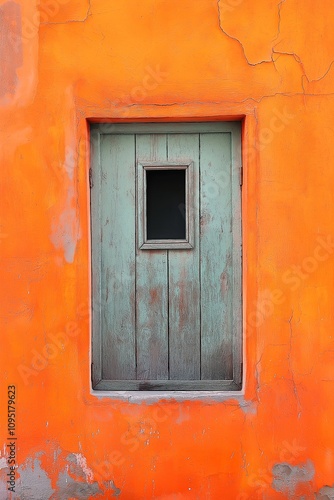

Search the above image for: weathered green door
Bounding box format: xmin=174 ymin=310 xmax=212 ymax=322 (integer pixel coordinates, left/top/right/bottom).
xmin=91 ymin=122 xmax=242 ymax=391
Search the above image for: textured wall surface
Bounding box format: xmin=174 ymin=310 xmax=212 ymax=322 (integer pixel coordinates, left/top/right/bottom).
xmin=1 ymin=0 xmax=334 ymax=498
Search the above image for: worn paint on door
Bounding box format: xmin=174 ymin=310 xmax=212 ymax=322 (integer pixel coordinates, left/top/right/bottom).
xmin=91 ymin=122 xmax=242 ymax=391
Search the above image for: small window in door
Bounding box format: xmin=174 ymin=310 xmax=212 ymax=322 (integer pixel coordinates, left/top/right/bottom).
xmin=137 ymin=162 xmax=194 ymax=249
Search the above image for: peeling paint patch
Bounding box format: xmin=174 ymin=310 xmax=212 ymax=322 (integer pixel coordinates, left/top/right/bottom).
xmin=0 ymin=458 xmax=7 ymax=469
xmin=0 ymin=1 xmax=23 ymax=98
xmin=73 ymin=453 xmax=94 ymax=482
xmin=0 ymin=449 xmax=106 ymax=499
xmin=317 ymin=485 xmax=334 ymax=500
xmin=54 ymin=470 xmax=102 ymax=500
xmin=104 ymin=480 xmax=122 ymax=497
xmin=18 ymin=457 xmax=55 ymax=499
xmin=238 ymin=400 xmax=257 ymax=414
xmin=175 ymin=406 xmax=190 ymax=424
xmin=272 ymin=460 xmax=315 ymax=496
xmin=0 ymin=477 xmax=8 ymax=498
xmin=50 ymin=186 xmax=81 ymax=263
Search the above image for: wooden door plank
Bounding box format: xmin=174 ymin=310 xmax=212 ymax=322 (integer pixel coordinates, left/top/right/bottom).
xmin=100 ymin=134 xmax=136 ymax=380
xmin=200 ymin=132 xmax=234 ymax=379
xmin=167 ymin=134 xmax=201 ymax=380
xmin=136 ymin=134 xmax=169 ymax=380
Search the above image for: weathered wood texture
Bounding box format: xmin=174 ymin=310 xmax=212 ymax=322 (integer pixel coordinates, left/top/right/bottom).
xmin=167 ymin=133 xmax=201 ymax=380
xmin=100 ymin=134 xmax=136 ymax=380
xmin=200 ymin=132 xmax=233 ymax=380
xmin=136 ymin=134 xmax=169 ymax=380
xmin=91 ymin=122 xmax=242 ymax=390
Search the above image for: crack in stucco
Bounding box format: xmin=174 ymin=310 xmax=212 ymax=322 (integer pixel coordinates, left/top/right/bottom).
xmin=254 ymin=350 xmax=264 ymax=403
xmin=217 ymin=0 xmax=274 ymax=66
xmin=287 ymin=311 xmax=302 ymax=417
xmin=272 ymin=0 xmax=286 ymax=43
xmin=240 ymin=442 xmax=249 ymax=474
xmin=272 ymin=48 xmax=334 ymax=93
xmin=217 ymin=0 xmax=288 ymax=66
xmin=40 ymin=0 xmax=92 ymax=25
xmin=217 ymin=0 xmax=334 ymax=91
xmin=303 ymin=59 xmax=334 ymax=88
xmin=96 ymin=92 xmax=334 ymax=117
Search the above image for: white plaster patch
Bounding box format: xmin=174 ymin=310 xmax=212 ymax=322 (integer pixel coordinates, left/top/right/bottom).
xmin=0 ymin=458 xmax=7 ymax=470
xmin=239 ymin=400 xmax=257 ymax=414
xmin=175 ymin=407 xmax=190 ymax=424
xmin=50 ymin=186 xmax=81 ymax=263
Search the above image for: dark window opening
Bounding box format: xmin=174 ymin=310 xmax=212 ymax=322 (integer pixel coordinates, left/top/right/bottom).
xmin=146 ymin=169 xmax=186 ymax=240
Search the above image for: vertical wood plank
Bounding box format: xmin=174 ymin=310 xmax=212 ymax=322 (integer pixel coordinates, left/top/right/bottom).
xmin=100 ymin=134 xmax=136 ymax=380
xmin=168 ymin=134 xmax=201 ymax=380
xmin=200 ymin=132 xmax=234 ymax=379
xmin=136 ymin=134 xmax=169 ymax=380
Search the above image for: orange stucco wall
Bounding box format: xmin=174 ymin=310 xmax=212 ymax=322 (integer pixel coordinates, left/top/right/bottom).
xmin=1 ymin=0 xmax=334 ymax=498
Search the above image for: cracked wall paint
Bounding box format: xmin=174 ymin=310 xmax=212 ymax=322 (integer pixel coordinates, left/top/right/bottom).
xmin=218 ymin=0 xmax=334 ymax=91
xmin=2 ymin=0 xmax=334 ymax=498
xmin=39 ymin=0 xmax=92 ymax=25
xmin=218 ymin=0 xmax=282 ymax=65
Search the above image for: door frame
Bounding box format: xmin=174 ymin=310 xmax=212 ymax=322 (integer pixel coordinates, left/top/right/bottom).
xmin=89 ymin=121 xmax=243 ymax=398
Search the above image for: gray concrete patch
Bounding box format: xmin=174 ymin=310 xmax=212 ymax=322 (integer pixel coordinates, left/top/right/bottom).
xmin=316 ymin=485 xmax=334 ymax=500
xmin=272 ymin=460 xmax=315 ymax=496
xmin=18 ymin=457 xmax=55 ymax=500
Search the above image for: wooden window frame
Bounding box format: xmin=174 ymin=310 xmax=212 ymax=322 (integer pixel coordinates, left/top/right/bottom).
xmin=137 ymin=161 xmax=194 ymax=250
xmin=90 ymin=121 xmax=243 ymax=395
